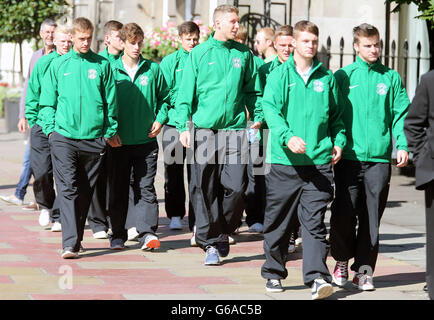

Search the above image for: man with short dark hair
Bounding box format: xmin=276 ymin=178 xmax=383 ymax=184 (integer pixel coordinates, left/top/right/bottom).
xmin=330 ymin=23 xmax=410 ymax=291
xmin=40 ymin=17 xmax=119 ymax=259
xmin=107 ymin=22 xmax=169 ymax=251
xmin=159 ymin=21 xmax=200 ymax=236
xmin=85 ymin=19 xmax=124 ymax=241
xmin=176 ymin=5 xmax=261 ymax=266
xmin=248 ymin=25 xmax=295 ymax=237
xmin=100 ymin=20 xmax=124 ymax=62
xmin=261 ymin=20 xmax=345 ymax=299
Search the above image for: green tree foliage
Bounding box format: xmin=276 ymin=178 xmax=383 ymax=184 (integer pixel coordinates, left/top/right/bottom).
xmin=386 ymin=0 xmax=434 ymax=25
xmin=0 ymin=0 xmax=70 ymax=44
xmin=0 ymin=0 xmax=70 ymax=82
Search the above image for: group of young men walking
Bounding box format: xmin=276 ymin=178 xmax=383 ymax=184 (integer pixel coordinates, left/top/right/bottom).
xmin=15 ymin=4 xmax=431 ymax=300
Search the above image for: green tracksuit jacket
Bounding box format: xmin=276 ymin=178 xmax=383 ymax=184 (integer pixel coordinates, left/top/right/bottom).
xmin=335 ymin=56 xmax=410 ymax=163
xmin=111 ymin=56 xmax=170 ymax=145
xmin=158 ymin=47 xmax=189 ymax=127
xmin=25 ymin=51 xmax=60 ymax=129
xmin=39 ymin=49 xmax=118 ymax=139
xmin=99 ymin=47 xmax=120 ymax=63
xmin=262 ymin=54 xmax=346 ymax=166
xmin=175 ymin=33 xmax=261 ymax=132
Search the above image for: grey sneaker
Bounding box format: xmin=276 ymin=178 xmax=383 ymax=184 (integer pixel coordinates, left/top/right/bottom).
xmin=266 ymin=279 xmax=284 ymax=292
xmin=0 ymin=195 xmax=23 ymax=206
xmin=204 ymin=246 xmax=220 ymax=265
xmin=312 ymin=278 xmax=333 ymax=300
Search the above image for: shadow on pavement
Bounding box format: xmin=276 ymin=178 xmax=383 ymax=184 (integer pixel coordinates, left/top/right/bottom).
xmin=374 ymin=272 xmax=426 ymax=288
xmin=380 ymin=233 xmax=425 ymax=241
xmin=379 ymin=243 xmax=425 ymax=253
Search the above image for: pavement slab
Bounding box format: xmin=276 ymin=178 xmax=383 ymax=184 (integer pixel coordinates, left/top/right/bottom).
xmin=0 ymin=119 xmax=430 ymax=303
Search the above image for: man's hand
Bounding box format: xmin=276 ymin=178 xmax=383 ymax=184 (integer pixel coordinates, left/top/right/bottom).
xmin=396 ymin=149 xmax=409 ymax=167
xmin=17 ymin=118 xmax=28 ymax=133
xmin=250 ymin=121 xmax=261 ymax=130
xmin=287 ymin=136 xmax=306 ymax=154
xmin=105 ymin=134 xmax=122 ymax=148
xmin=332 ymin=146 xmax=342 ymax=166
xmin=148 ymin=121 xmax=163 ymax=138
xmin=179 ymin=131 xmax=191 ymax=148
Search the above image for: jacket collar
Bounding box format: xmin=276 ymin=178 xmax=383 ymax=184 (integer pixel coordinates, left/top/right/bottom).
xmin=355 ymin=56 xmax=382 ymax=69
xmin=104 ymin=47 xmax=121 ymax=61
xmin=287 ymin=53 xmax=322 ymax=76
xmin=69 ymin=48 xmax=94 ymax=59
xmin=113 ymin=54 xmax=148 ymax=74
xmin=208 ymin=32 xmax=233 ymax=49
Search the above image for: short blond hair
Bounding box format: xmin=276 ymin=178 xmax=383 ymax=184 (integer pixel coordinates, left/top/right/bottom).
xmin=235 ymin=25 xmax=248 ymax=44
xmin=54 ymin=24 xmax=72 ymax=36
xmin=258 ymin=27 xmax=275 ymax=41
xmin=72 ymin=17 xmax=93 ymax=34
xmin=213 ymin=5 xmax=239 ymax=24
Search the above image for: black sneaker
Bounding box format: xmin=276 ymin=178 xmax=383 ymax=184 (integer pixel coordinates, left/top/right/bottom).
xmin=216 ymin=234 xmax=230 ymax=257
xmin=61 ymin=247 xmax=78 ymax=259
xmin=266 ymin=279 xmax=284 ymax=292
xmin=110 ymin=238 xmax=125 ymax=250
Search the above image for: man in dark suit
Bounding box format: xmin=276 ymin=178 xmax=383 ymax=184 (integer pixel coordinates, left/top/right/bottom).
xmin=404 ymin=70 xmax=434 ymax=300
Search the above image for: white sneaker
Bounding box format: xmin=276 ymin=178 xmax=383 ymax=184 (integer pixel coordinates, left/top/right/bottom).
xmin=228 ymin=235 xmax=236 ymax=245
xmin=311 ymin=278 xmax=334 ymax=300
xmin=248 ymin=222 xmax=264 ymax=233
xmin=93 ymin=231 xmax=108 ymax=239
xmin=141 ymin=234 xmax=160 ymax=251
xmin=50 ymin=221 xmax=62 ymax=232
xmin=352 ymin=272 xmax=375 ymax=291
xmin=190 ymin=226 xmax=197 ymax=247
xmin=169 ymin=217 xmax=183 ymax=230
xmin=38 ymin=209 xmax=50 ymax=227
xmin=127 ymin=227 xmax=139 ymax=241
xmin=295 ymin=237 xmax=302 ymax=246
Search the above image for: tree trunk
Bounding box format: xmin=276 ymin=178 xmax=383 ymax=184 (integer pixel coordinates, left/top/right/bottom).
xmin=19 ymin=41 xmax=24 ymax=86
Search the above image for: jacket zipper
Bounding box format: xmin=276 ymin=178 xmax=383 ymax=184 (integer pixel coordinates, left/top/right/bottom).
xmin=79 ymin=58 xmax=82 ymax=134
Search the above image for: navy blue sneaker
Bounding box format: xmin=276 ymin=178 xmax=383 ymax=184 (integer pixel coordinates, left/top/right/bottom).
xmin=110 ymin=238 xmax=125 ymax=250
xmin=204 ymin=246 xmax=220 ymax=265
xmin=216 ymin=234 xmax=230 ymax=257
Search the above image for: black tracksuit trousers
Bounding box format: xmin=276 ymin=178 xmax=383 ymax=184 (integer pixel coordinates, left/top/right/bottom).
xmin=261 ymin=163 xmax=334 ymax=287
xmin=50 ymin=131 xmax=106 ymax=251
xmin=329 ymin=159 xmax=391 ymax=274
xmin=190 ymin=129 xmax=248 ymax=251
xmin=162 ymin=125 xmax=195 ymax=230
xmin=108 ymin=141 xmax=159 ymax=244
xmin=30 ymin=124 xmax=60 ymax=221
